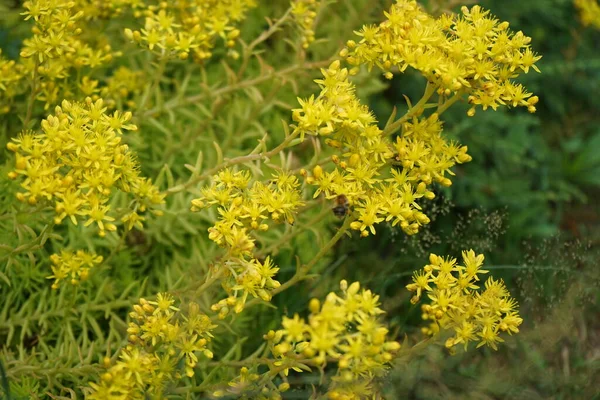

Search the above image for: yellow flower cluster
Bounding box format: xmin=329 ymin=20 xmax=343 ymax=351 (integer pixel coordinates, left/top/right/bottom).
xmin=291 ymin=0 xmax=320 ymax=49
xmin=191 ymin=168 xmax=304 ymax=315
xmin=407 ymin=250 xmax=523 ymax=351
xmin=47 ymin=249 xmax=103 ymax=289
xmin=123 ymin=0 xmax=257 ymax=61
xmin=7 ymin=97 xmax=165 ymax=237
xmin=100 ymin=66 xmax=147 ymax=110
xmin=294 ymin=61 xmax=471 ymax=237
xmin=88 ymin=294 xmax=216 ymax=398
xmin=574 ymin=0 xmax=600 ymax=29
xmin=0 ymin=50 xmax=25 ymax=114
xmin=73 ymin=0 xmax=141 ymax=20
xmin=17 ymin=0 xmax=119 ymax=109
xmin=343 ymin=1 xmax=541 ymax=115
xmin=269 ymin=280 xmax=401 ymax=399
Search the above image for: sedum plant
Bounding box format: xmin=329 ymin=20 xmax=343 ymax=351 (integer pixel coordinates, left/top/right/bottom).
xmin=1 ymin=0 xmax=539 ymax=398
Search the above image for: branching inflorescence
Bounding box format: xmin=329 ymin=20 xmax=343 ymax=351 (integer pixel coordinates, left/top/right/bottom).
xmin=88 ymin=294 xmax=216 ymax=398
xmin=1 ymin=0 xmax=542 ymax=398
xmin=407 ymin=250 xmax=523 ymax=351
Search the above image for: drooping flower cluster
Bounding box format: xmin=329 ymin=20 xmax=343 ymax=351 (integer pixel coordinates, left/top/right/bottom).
xmin=291 ymin=0 xmax=320 ymax=49
xmin=47 ymin=249 xmax=103 ymax=289
xmin=191 ymin=168 xmax=304 ymax=315
xmin=88 ymin=294 xmax=216 ymax=398
xmin=574 ymin=0 xmax=600 ymax=29
xmin=123 ymin=0 xmax=257 ymax=61
xmin=7 ymin=97 xmax=165 ymax=237
xmin=407 ymin=250 xmax=523 ymax=351
xmin=294 ymin=61 xmax=472 ymax=237
xmin=344 ymin=1 xmax=541 ymax=115
xmin=270 ymin=280 xmax=400 ymax=398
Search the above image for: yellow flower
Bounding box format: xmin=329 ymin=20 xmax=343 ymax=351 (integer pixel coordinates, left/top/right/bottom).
xmin=47 ymin=249 xmax=103 ymax=289
xmin=193 ymin=169 xmax=302 ymax=315
xmin=89 ymin=294 xmax=215 ymax=397
xmin=8 ymin=97 xmax=165 ymax=237
xmin=407 ymin=250 xmax=523 ymax=351
xmin=575 ymin=0 xmax=600 ymax=29
xmin=270 ymin=280 xmax=401 ymax=397
xmin=123 ymin=0 xmax=256 ymax=60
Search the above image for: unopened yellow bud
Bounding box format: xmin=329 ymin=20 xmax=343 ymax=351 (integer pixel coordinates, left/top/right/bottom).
xmin=350 ymin=221 xmax=361 ymax=230
xmin=309 ymin=298 xmax=320 ymax=313
xmin=312 ymin=165 xmax=323 ymax=179
xmin=347 ymin=281 xmax=360 ymax=295
xmin=348 ymin=153 xmax=361 ymax=167
xmin=278 ymin=382 xmax=290 ymax=392
xmin=339 ymin=279 xmax=348 ymax=291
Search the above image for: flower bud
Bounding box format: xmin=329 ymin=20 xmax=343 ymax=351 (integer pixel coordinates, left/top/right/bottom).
xmin=312 ymin=165 xmax=323 ymax=180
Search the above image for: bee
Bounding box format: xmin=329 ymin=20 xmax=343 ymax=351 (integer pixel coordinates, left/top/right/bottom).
xmin=332 ymin=194 xmax=350 ymax=218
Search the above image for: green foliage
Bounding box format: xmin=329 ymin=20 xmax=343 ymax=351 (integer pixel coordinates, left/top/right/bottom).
xmin=1 ymin=0 xmax=599 ymax=398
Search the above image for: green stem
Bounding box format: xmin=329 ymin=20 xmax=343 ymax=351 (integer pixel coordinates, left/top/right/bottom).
xmin=437 ymin=91 xmax=464 ymax=114
xmin=137 ymin=55 xmax=168 ymax=113
xmin=168 ymin=129 xmax=301 ymax=193
xmin=142 ymin=60 xmax=331 ymax=119
xmin=383 ymin=82 xmax=438 ymax=136
xmin=194 ymin=269 xmax=223 ymax=296
xmin=256 ymin=205 xmax=330 ymax=258
xmin=245 ymin=216 xmax=354 ymax=309
xmin=237 ymin=7 xmax=293 ymax=80
xmin=23 ymin=59 xmax=40 ymax=128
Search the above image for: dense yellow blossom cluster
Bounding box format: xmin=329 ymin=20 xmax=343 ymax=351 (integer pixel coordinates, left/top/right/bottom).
xmin=47 ymin=249 xmax=103 ymax=289
xmin=272 ymin=280 xmax=400 ymax=398
xmin=294 ymin=60 xmax=471 ymax=237
xmin=574 ymin=0 xmax=600 ymax=28
xmin=291 ymin=0 xmax=320 ymax=49
xmin=0 ymin=0 xmax=257 ymax=114
xmin=212 ymin=280 xmax=400 ymax=398
xmin=407 ymin=250 xmax=523 ymax=351
xmin=17 ymin=0 xmax=119 ymax=109
xmin=88 ymin=294 xmax=216 ymax=398
xmin=191 ymin=169 xmax=304 ymax=315
xmin=123 ymin=0 xmax=257 ymax=60
xmin=7 ymin=97 xmax=165 ymax=237
xmin=291 ymin=1 xmax=541 ymax=238
xmin=344 ymin=1 xmax=541 ymax=115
